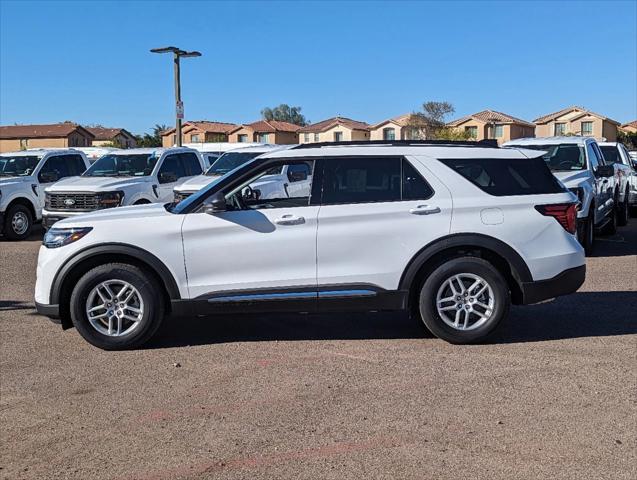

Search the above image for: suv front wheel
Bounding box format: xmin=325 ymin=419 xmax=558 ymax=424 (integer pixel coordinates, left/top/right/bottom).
xmin=418 ymin=257 xmax=510 ymax=344
xmin=70 ymin=263 xmax=165 ymax=350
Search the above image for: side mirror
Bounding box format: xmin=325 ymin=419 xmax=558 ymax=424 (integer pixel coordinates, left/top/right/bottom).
xmin=39 ymin=171 xmax=59 ymax=183
xmin=159 ymin=171 xmax=178 ymax=184
xmin=595 ymin=164 xmax=614 ymax=178
xmin=203 ymin=192 xmax=227 ymax=214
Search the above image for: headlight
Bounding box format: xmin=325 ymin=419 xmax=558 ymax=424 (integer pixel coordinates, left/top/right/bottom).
xmin=43 ymin=227 xmax=93 ymax=248
xmin=98 ymin=191 xmax=123 ymax=208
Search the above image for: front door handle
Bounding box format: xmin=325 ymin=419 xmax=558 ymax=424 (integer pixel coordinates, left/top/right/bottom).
xmin=409 ymin=204 xmax=441 ymax=215
xmin=274 ymin=214 xmax=305 ymax=225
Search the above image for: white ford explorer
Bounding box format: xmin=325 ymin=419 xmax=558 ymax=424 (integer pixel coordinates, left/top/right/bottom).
xmin=0 ymin=149 xmax=90 ymax=240
xmin=42 ymin=147 xmax=207 ymax=229
xmin=35 ymin=140 xmax=586 ymax=350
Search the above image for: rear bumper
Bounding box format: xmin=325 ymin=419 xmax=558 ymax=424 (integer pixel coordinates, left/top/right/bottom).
xmin=35 ymin=301 xmax=60 ymax=320
xmin=520 ymin=265 xmax=586 ymax=305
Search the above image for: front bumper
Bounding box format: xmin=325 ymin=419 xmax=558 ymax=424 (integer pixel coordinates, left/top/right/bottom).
xmin=35 ymin=301 xmax=60 ymax=320
xmin=42 ymin=209 xmax=88 ymax=230
xmin=519 ymin=265 xmax=586 ymax=305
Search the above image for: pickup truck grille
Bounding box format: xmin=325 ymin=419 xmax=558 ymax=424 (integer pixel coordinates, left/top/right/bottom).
xmin=174 ymin=192 xmax=193 ymax=203
xmin=46 ymin=193 xmax=99 ymax=211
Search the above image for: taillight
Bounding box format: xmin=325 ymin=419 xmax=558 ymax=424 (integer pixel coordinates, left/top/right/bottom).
xmin=535 ymin=203 xmax=577 ymax=234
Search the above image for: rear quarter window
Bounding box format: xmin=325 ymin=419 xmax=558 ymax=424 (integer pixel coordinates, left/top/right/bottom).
xmin=439 ymin=157 xmax=566 ymax=196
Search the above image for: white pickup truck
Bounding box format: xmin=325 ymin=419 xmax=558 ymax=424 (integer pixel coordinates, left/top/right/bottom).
xmin=173 ymin=145 xmax=289 ymax=202
xmin=0 ymin=149 xmax=90 ymax=240
xmin=43 ymin=147 xmax=206 ymax=229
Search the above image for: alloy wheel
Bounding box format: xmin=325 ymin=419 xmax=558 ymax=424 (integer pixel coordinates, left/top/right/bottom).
xmin=85 ymin=280 xmax=144 ymax=337
xmin=435 ymin=273 xmax=494 ymax=331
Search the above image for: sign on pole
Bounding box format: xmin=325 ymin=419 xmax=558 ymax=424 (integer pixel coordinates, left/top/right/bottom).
xmin=176 ymin=101 xmax=184 ymax=119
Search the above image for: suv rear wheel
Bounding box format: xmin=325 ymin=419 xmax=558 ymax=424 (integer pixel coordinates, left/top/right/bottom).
xmin=418 ymin=257 xmax=510 ymax=344
xmin=70 ymin=263 xmax=165 ymax=350
xmin=4 ymin=204 xmax=33 ymax=240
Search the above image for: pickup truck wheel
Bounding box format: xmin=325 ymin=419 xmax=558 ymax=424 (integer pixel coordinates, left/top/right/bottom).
xmin=617 ymin=189 xmax=629 ymax=226
xmin=580 ymin=213 xmax=594 ymax=256
xmin=70 ymin=263 xmax=165 ymax=350
xmin=418 ymin=257 xmax=510 ymax=344
xmin=4 ymin=204 xmax=33 ymax=240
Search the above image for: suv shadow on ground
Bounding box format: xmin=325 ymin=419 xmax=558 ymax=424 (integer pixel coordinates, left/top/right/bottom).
xmin=146 ymin=290 xmax=637 ymax=349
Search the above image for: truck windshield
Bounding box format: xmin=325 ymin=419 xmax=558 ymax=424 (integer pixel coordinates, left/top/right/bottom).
xmin=0 ymin=155 xmax=41 ymax=177
xmin=206 ymin=152 xmax=262 ymax=176
xmin=510 ymin=144 xmax=586 ymax=171
xmin=83 ymin=154 xmax=159 ymax=177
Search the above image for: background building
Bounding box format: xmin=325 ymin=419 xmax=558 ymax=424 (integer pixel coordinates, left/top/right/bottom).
xmin=533 ymin=106 xmax=620 ymax=141
xmin=447 ymin=110 xmax=535 ymax=145
xmin=86 ymin=127 xmax=136 ymax=148
xmin=370 ymin=114 xmax=416 ymax=141
xmin=0 ymin=123 xmax=94 ymax=153
xmin=620 ymin=120 xmax=637 ymax=134
xmin=161 ymin=121 xmax=239 ymax=147
xmin=227 ymin=120 xmax=300 ymax=144
xmin=298 ymin=116 xmax=370 ymax=143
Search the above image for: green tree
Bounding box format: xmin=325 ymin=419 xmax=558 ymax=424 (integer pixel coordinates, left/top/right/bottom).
xmin=404 ymin=101 xmax=471 ymax=140
xmin=134 ymin=124 xmax=168 ymax=148
xmin=261 ymin=104 xmax=308 ymax=126
xmin=618 ymin=130 xmax=637 ymax=150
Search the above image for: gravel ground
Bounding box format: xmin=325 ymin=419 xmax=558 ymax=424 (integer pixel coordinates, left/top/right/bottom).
xmin=1 ymin=223 xmax=635 ymax=480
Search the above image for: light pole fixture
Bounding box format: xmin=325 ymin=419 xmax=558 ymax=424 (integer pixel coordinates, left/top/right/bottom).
xmin=150 ymin=46 xmax=201 ymax=147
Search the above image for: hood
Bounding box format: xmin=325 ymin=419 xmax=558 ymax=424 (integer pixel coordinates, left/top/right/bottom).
xmin=174 ymin=174 xmax=218 ymax=193
xmin=53 ymin=202 xmax=171 ymax=228
xmin=45 ymin=175 xmax=151 ymax=193
xmin=552 ymin=170 xmax=591 ymax=187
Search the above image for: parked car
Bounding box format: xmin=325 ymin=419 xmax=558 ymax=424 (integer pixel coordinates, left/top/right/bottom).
xmin=183 ymin=142 xmax=263 ymax=167
xmin=504 ymin=137 xmax=616 ymax=254
xmin=72 ymin=146 xmax=121 ymax=163
xmin=42 ymin=147 xmax=206 ymax=230
xmin=35 ymin=140 xmax=585 ymax=350
xmin=598 ymin=142 xmax=637 ymax=217
xmin=0 ymin=149 xmax=90 ymax=240
xmin=173 ymin=145 xmax=289 ymax=202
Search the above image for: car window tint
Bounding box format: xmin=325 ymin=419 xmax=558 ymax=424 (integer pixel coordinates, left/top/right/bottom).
xmin=39 ymin=155 xmax=73 ymax=181
xmin=322 ymin=157 xmax=401 ymax=204
xmin=439 ymin=158 xmax=566 ymax=196
xmin=402 ymin=158 xmax=433 ymax=200
xmin=159 ymin=154 xmax=186 ymax=179
xmin=180 ymin=153 xmax=202 ymax=176
xmin=599 ymin=146 xmax=619 ymax=164
xmin=67 ymin=155 xmax=86 ymax=176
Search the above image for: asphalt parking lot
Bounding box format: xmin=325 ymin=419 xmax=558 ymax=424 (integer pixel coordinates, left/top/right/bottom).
xmin=1 ymin=224 xmax=636 ymax=480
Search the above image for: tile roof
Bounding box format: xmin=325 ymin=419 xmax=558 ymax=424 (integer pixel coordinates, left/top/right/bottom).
xmin=299 ymin=116 xmax=370 ymax=133
xmin=371 ymin=113 xmax=413 ymax=129
xmin=86 ymin=127 xmax=134 ymax=140
xmin=448 ymin=110 xmax=535 ymax=127
xmin=0 ymin=122 xmax=95 ymax=139
xmin=621 ymin=120 xmax=637 ymax=129
xmin=162 ymin=121 xmax=238 ymax=136
xmin=533 ymin=106 xmax=620 ymax=125
xmin=244 ymin=120 xmax=301 ymax=133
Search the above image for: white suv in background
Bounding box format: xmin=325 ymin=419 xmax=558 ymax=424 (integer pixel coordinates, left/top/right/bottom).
xmin=35 ymin=140 xmax=585 ymax=350
xmin=598 ymin=141 xmax=637 ymax=218
xmin=42 ymin=147 xmax=206 ymax=229
xmin=173 ymin=145 xmax=289 ymax=202
xmin=0 ymin=149 xmax=90 ymax=240
xmin=504 ymin=137 xmax=616 ymax=254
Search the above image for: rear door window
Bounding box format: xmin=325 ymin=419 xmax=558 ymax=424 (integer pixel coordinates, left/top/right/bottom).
xmin=439 ymin=157 xmax=566 ymax=196
xmin=180 ymin=152 xmax=203 ymax=176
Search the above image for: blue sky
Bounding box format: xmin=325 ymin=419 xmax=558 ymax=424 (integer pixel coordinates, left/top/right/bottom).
xmin=1 ymin=0 xmax=636 ymax=135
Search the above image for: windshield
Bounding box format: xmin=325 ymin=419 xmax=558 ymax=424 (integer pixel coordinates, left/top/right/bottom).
xmin=83 ymin=153 xmax=159 ymax=177
xmin=0 ymin=155 xmax=41 ymax=177
xmin=206 ymin=152 xmax=262 ymax=176
xmin=511 ymin=144 xmax=586 ymax=171
xmin=600 ymin=146 xmax=620 ymax=164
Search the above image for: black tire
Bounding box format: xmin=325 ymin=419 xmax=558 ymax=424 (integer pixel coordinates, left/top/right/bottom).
xmin=3 ymin=204 xmax=33 ymax=240
xmin=601 ymin=206 xmax=617 ymax=236
xmin=418 ymin=257 xmax=510 ymax=344
xmin=617 ymin=189 xmax=629 ymax=227
xmin=578 ymin=213 xmax=594 ymax=256
xmin=70 ymin=263 xmax=165 ymax=350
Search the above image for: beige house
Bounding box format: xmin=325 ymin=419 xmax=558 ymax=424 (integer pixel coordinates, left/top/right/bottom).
xmin=298 ymin=116 xmax=370 ymax=143
xmin=533 ymin=106 xmax=620 ymax=141
xmin=86 ymin=127 xmax=136 ymax=148
xmin=161 ymin=121 xmax=239 ymax=147
xmin=369 ymin=114 xmax=417 ymax=140
xmin=447 ymin=110 xmax=535 ymax=145
xmin=0 ymin=123 xmax=94 ymax=153
xmin=620 ymin=120 xmax=637 ymax=134
xmin=227 ymin=120 xmax=300 ymax=144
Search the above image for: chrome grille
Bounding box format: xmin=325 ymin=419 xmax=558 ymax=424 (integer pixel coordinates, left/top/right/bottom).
xmin=47 ymin=192 xmax=99 ymax=211
xmin=174 ymin=191 xmax=193 ymax=202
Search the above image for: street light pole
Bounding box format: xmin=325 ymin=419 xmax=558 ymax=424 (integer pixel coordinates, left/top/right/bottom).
xmin=150 ymin=46 xmax=201 ymax=147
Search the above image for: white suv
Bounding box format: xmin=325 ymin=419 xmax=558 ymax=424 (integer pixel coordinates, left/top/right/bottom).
xmin=504 ymin=137 xmax=616 ymax=254
xmin=35 ymin=140 xmax=585 ymax=350
xmin=0 ymin=149 xmax=90 ymax=240
xmin=42 ymin=147 xmax=206 ymax=229
xmin=173 ymin=145 xmax=289 ymax=202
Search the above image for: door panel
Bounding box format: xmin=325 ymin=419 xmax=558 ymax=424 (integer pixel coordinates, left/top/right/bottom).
xmin=181 ymin=207 xmax=320 ymax=298
xmin=316 ymin=156 xmax=452 ymax=291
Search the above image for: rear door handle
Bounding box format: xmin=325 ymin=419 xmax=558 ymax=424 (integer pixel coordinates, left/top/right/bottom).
xmin=409 ymin=204 xmax=441 ymax=215
xmin=274 ymin=214 xmax=305 ymax=225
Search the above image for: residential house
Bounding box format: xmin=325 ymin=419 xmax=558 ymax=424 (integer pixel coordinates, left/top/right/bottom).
xmin=298 ymin=116 xmax=370 ymax=143
xmin=447 ymin=110 xmax=535 ymax=145
xmin=227 ymin=120 xmax=300 ymax=144
xmin=0 ymin=122 xmax=94 ymax=153
xmin=369 ymin=114 xmax=418 ymax=141
xmin=620 ymin=121 xmax=637 ymax=134
xmin=86 ymin=127 xmax=137 ymax=148
xmin=533 ymin=106 xmax=620 ymax=141
xmin=161 ymin=121 xmax=239 ymax=147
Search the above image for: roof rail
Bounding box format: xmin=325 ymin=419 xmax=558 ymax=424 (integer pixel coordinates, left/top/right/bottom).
xmin=291 ymin=139 xmax=499 ymax=150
